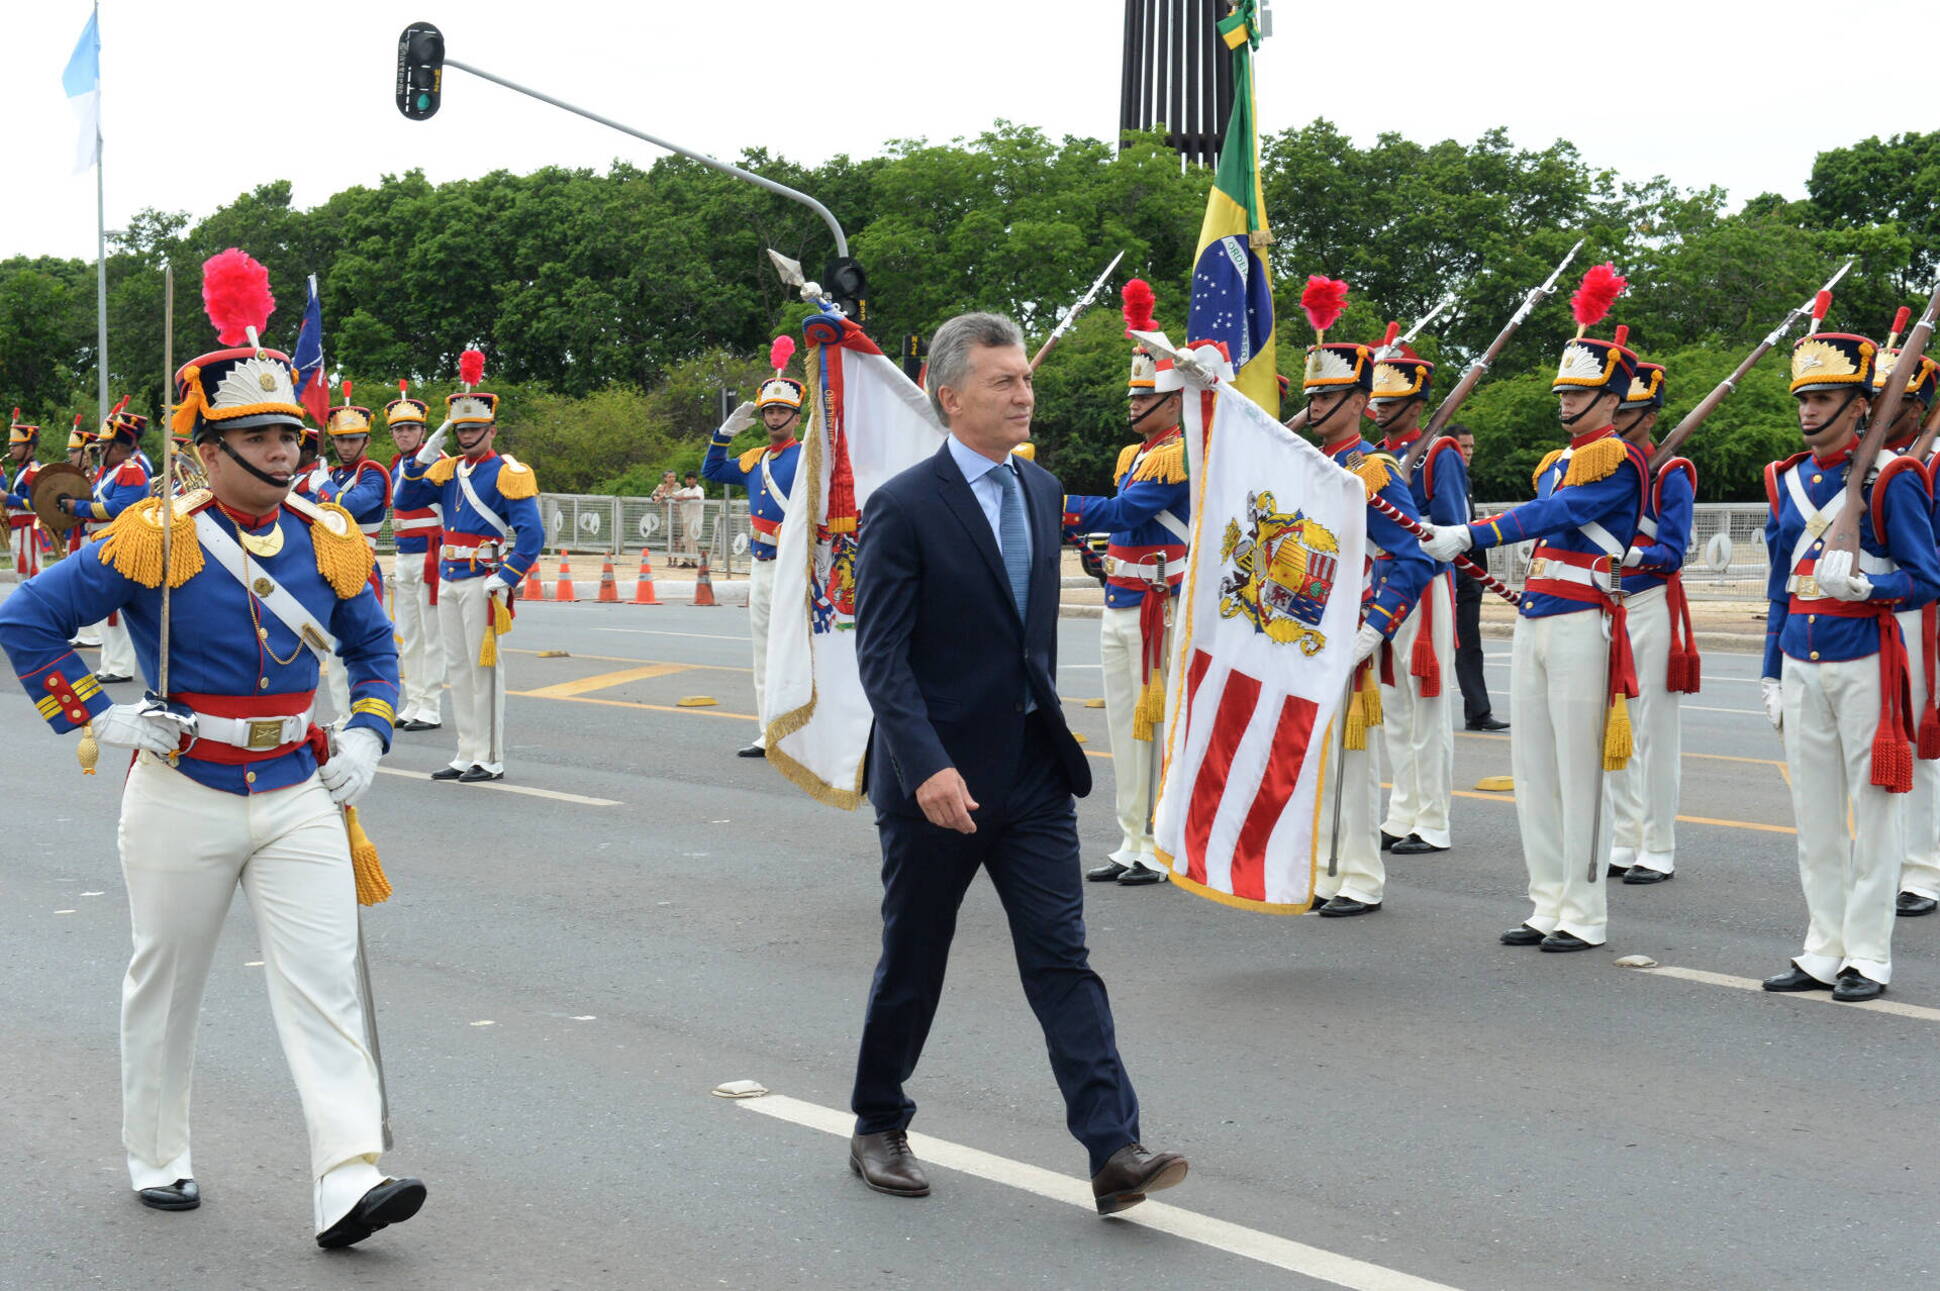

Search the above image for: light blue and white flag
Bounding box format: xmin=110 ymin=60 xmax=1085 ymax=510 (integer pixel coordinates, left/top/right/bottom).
xmin=63 ymin=7 xmax=101 ymax=174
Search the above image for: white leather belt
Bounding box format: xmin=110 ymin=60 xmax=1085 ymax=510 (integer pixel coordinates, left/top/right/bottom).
xmin=1525 ymin=558 xmax=1603 ymax=588
xmin=358 ymin=522 xmax=383 ymax=537
xmin=1786 ymin=552 xmax=1897 ymax=596
xmin=1105 ymin=556 xmax=1182 ymax=581
xmin=192 ymin=708 xmax=314 ymax=751
xmin=443 ymin=542 xmax=501 ymax=560
xmin=393 ymin=518 xmax=439 ymax=535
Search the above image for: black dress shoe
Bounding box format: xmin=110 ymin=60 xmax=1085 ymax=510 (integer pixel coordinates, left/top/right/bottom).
xmin=1832 ymin=970 xmax=1886 ymax=1002
xmin=136 ymin=1178 xmax=199 ymax=1211
xmin=1761 ymin=966 xmax=1833 ymax=992
xmin=316 ymin=1177 xmax=428 ymax=1249
xmin=1087 ymin=861 xmax=1132 ymax=882
xmin=1606 ymin=863 xmax=1632 ymax=879
xmin=1379 ymin=830 xmax=1402 ymax=851
xmin=737 ymin=744 xmax=767 ymax=758
xmin=1466 ymin=716 xmax=1510 ymax=732
xmin=1898 ymin=891 xmax=1939 ymax=916
xmin=94 ymin=673 xmax=132 ymax=684
xmin=1539 ymin=930 xmax=1598 ymax=953
xmin=1317 ymin=895 xmax=1381 ymax=917
xmin=1624 ymin=867 xmax=1674 ymax=886
xmin=1117 ymin=865 xmax=1166 ymax=886
xmin=430 ymin=766 xmax=466 ymax=781
xmin=850 ymin=1130 xmax=930 ymax=1197
xmin=457 ymin=765 xmax=503 ymax=783
xmin=1091 ymin=1143 xmax=1188 ymax=1215
xmin=397 ymin=719 xmax=431 ymax=731
xmin=1500 ymin=924 xmax=1545 ymax=946
xmin=1390 ymin=835 xmax=1447 ymax=855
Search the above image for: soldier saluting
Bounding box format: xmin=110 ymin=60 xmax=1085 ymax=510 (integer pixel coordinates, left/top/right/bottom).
xmin=0 ymin=248 xmax=425 ymax=1246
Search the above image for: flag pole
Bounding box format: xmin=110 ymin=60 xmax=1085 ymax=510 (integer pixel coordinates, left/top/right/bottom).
xmin=93 ymin=1 xmax=108 ymax=427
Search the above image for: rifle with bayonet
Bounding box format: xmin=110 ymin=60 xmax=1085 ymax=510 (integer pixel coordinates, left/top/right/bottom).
xmin=1032 ymin=251 xmax=1125 ymax=370
xmin=1822 ymin=270 xmax=1940 ymax=560
xmin=1398 ymin=238 xmax=1586 ymax=481
xmin=1283 ymin=290 xmax=1460 ymax=435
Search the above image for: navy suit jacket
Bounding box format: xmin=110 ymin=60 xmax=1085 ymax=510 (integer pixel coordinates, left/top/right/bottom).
xmin=856 ymin=439 xmax=1092 ymax=817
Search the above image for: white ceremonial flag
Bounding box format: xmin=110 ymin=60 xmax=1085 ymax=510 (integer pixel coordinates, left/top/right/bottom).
xmin=63 ymin=8 xmax=102 ymax=174
xmin=1141 ymin=336 xmax=1368 ymax=912
xmin=765 ymin=311 xmax=945 ymax=807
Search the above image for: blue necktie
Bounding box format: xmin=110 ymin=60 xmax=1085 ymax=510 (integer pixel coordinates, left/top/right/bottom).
xmin=996 ymin=462 xmax=1030 ymax=620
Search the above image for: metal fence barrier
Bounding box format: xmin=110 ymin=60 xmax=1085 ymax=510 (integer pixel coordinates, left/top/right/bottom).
xmin=1473 ymin=501 xmax=1771 ymax=600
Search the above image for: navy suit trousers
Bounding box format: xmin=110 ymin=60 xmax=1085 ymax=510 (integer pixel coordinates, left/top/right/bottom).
xmin=850 ymin=717 xmax=1140 ymax=1173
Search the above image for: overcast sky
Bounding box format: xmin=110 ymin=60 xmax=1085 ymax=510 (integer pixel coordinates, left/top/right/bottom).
xmin=0 ymin=1 xmax=1902 ymax=263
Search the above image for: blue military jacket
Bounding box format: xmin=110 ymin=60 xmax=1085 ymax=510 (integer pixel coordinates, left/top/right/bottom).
xmin=402 ymin=450 xmax=544 ymax=585
xmin=703 ymin=436 xmax=798 ymax=560
xmin=390 ymin=452 xmax=443 ymax=555
xmin=1060 ymin=428 xmax=1191 ymax=610
xmin=0 ymin=492 xmax=399 ymax=795
xmin=1325 ymin=437 xmax=1434 ymax=639
xmin=1626 ymin=454 xmax=1696 ymax=594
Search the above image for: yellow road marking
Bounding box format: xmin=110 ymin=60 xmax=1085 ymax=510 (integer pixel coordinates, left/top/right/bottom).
xmin=513 ymin=663 xmax=694 ymax=699
xmin=512 ymin=692 xmax=757 ymax=721
xmin=506 ymin=647 xmax=747 ymax=673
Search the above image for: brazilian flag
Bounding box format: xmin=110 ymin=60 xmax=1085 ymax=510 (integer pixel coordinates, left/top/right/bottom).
xmin=1187 ymin=1 xmax=1277 ymax=418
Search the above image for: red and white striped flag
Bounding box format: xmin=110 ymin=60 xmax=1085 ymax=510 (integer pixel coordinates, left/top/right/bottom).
xmin=1148 ymin=340 xmax=1367 ymax=912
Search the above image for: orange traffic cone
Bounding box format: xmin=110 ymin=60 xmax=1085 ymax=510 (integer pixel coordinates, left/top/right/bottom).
xmin=693 ymin=549 xmax=718 ymax=607
xmin=632 ymin=550 xmax=660 ymax=605
xmin=554 ymin=551 xmax=578 ymax=603
xmin=597 ymin=557 xmax=620 ymax=603
xmin=523 ymin=561 xmax=548 ymax=602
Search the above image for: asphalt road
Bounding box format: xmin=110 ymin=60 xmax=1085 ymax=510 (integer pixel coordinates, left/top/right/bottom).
xmin=2 ymin=593 xmax=1937 ymax=1289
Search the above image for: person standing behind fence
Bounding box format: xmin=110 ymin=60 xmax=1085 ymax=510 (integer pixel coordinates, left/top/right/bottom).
xmin=703 ymin=340 xmax=802 ymax=758
xmin=672 ymin=471 xmax=706 ymax=567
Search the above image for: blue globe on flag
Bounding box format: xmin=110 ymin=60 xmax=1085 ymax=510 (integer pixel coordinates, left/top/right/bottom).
xmin=1188 ymin=235 xmax=1274 ymax=374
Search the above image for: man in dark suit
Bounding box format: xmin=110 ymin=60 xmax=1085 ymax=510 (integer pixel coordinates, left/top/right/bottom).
xmin=848 ymin=312 xmax=1188 ymax=1215
xmin=1450 ymin=426 xmax=1508 ymax=732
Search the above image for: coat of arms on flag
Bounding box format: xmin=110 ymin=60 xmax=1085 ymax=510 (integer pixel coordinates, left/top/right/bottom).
xmin=1218 ymin=492 xmax=1338 ymax=654
xmin=1133 ymin=335 xmax=1367 ymax=913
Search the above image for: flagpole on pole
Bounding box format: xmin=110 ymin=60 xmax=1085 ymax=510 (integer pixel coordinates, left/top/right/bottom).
xmin=93 ymin=0 xmax=108 ymax=427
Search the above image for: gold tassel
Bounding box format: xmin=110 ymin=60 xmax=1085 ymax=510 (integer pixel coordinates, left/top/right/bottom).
xmin=1360 ymin=666 xmax=1384 ymax=730
xmin=1132 ymin=672 xmax=1165 ymax=742
xmin=1344 ymin=665 xmax=1371 ymax=751
xmin=344 ymin=806 xmax=393 ymax=906
xmin=307 ymin=503 xmax=376 ymax=598
xmin=1353 ymin=453 xmax=1398 ymax=500
xmin=1562 ymin=436 xmax=1628 ymax=487
xmin=77 ymin=722 xmax=99 ymax=775
xmin=737 ymin=444 xmax=769 ymax=474
xmin=1603 ymin=694 xmax=1633 ymax=771
xmin=1130 ymin=440 xmax=1188 ymax=484
xmin=497 ymin=454 xmax=539 ymax=499
xmin=1114 ymin=443 xmax=1140 ymax=480
xmin=1531 ymin=449 xmax=1565 ymax=490
xmin=425 ymin=456 xmax=458 ymax=485
xmin=96 ymin=498 xmax=204 ymax=589
xmin=478 ymin=620 xmax=498 ymax=668
xmin=493 ymin=596 xmax=514 ymax=635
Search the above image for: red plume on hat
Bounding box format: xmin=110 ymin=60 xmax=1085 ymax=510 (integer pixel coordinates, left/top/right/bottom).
xmin=458 ymin=348 xmax=486 ymax=388
xmin=201 ymin=248 xmax=276 ymax=347
xmin=1301 ymin=275 xmax=1349 ymax=342
xmin=1121 ymin=279 xmax=1156 ymax=337
xmin=769 ymin=335 xmax=796 ymax=376
xmin=1569 ymin=263 xmax=1627 ymax=338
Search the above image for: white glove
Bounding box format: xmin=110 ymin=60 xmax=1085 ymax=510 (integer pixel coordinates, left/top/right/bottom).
xmin=319 ymin=727 xmax=383 ymax=808
xmin=1814 ymin=548 xmax=1872 ymax=602
xmin=1418 ymin=524 xmax=1474 ymax=562
xmin=486 ymin=571 xmax=519 ymax=595
xmin=720 ymin=401 xmax=758 ymax=437
xmin=1622 ymin=547 xmax=1644 ymax=568
xmin=1353 ymin=623 xmax=1384 ymax=664
xmin=414 ymin=419 xmax=453 ymax=466
xmin=1761 ymin=677 xmax=1784 ymax=732
xmin=92 ymin=702 xmax=184 ymax=757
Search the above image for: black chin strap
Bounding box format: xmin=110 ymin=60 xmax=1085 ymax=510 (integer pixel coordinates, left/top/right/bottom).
xmin=1560 ymin=394 xmax=1611 ymax=429
xmin=1308 ymin=393 xmax=1356 ymax=437
xmin=1127 ymin=397 xmax=1177 ymax=438
xmin=216 ymin=436 xmax=293 ymax=490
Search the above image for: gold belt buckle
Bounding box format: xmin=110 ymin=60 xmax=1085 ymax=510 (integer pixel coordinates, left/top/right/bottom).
xmin=1528 ymin=557 xmax=1547 ymax=578
xmin=1798 ymin=576 xmax=1821 ymax=599
xmin=246 ymin=719 xmax=285 ymax=750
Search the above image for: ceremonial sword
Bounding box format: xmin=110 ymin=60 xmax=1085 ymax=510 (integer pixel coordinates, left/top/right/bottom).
xmin=1031 ymin=250 xmax=1125 ymax=371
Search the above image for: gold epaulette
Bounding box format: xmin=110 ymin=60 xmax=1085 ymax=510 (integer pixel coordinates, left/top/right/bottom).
xmin=1114 ymin=443 xmax=1140 ymax=480
xmin=1353 ymin=451 xmax=1398 ymax=501
xmin=284 ymin=494 xmax=376 ymax=598
xmin=1561 ymin=436 xmax=1629 ymax=488
xmin=1130 ymin=439 xmax=1187 ymax=485
xmin=95 ymin=495 xmax=206 ymax=589
xmin=497 ymin=453 xmax=539 ymax=500
xmin=737 ymin=445 xmax=768 ymax=474
xmin=1532 ymin=449 xmax=1566 ymax=490
xmin=425 ymin=455 xmax=458 ymax=486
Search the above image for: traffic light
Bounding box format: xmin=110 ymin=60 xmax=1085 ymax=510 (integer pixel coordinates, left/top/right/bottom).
xmin=901 ymin=334 xmax=927 ymax=384
xmin=395 ymin=23 xmax=445 ymax=120
xmin=825 ymin=256 xmax=868 ymax=324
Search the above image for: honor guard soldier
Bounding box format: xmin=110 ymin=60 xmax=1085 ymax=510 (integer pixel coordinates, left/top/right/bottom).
xmin=65 ymin=414 xmax=90 ymax=469
xmin=313 ymin=384 xmax=395 ymax=724
xmin=402 ymin=348 xmax=542 ymax=781
xmin=6 ymin=410 xmax=47 ymax=577
xmin=62 ymin=405 xmax=151 ymax=683
xmin=1366 ymin=343 xmax=1463 ymax=856
xmin=1420 ymin=266 xmax=1648 ymax=951
xmin=1758 ymin=312 xmax=1940 ymax=1000
xmin=0 ymin=247 xmax=425 ymax=1246
xmin=387 ymin=383 xmax=446 ymax=730
xmin=703 ymin=337 xmax=802 ymax=757
xmin=1608 ymin=360 xmax=1699 ymax=885
xmin=1061 ymin=280 xmax=1189 ymax=886
xmin=1871 ymin=323 xmax=1940 ymax=917
xmin=1300 ymin=282 xmax=1436 ymax=917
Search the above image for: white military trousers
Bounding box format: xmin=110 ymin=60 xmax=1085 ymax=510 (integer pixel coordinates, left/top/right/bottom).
xmin=438 ymin=576 xmax=506 ymax=773
xmin=1608 ymin=584 xmax=1680 ymax=874
xmin=1894 ymin=609 xmax=1940 ymax=901
xmin=1100 ymin=606 xmax=1162 ymax=872
xmin=1509 ymin=608 xmax=1612 ymax=943
xmin=1380 ymin=573 xmax=1455 ymax=848
xmin=748 ymin=556 xmax=776 ymax=747
xmin=1314 ymin=683 xmax=1386 ymax=906
xmin=392 ymin=554 xmax=445 ymax=725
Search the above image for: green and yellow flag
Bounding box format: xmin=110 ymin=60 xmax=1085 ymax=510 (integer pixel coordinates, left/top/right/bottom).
xmin=1186 ymin=1 xmax=1277 ymax=417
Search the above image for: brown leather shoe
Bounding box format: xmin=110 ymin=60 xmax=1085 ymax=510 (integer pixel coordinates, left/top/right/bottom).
xmin=1090 ymin=1143 xmax=1188 ymax=1215
xmin=849 ymin=1130 xmax=930 ymax=1197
